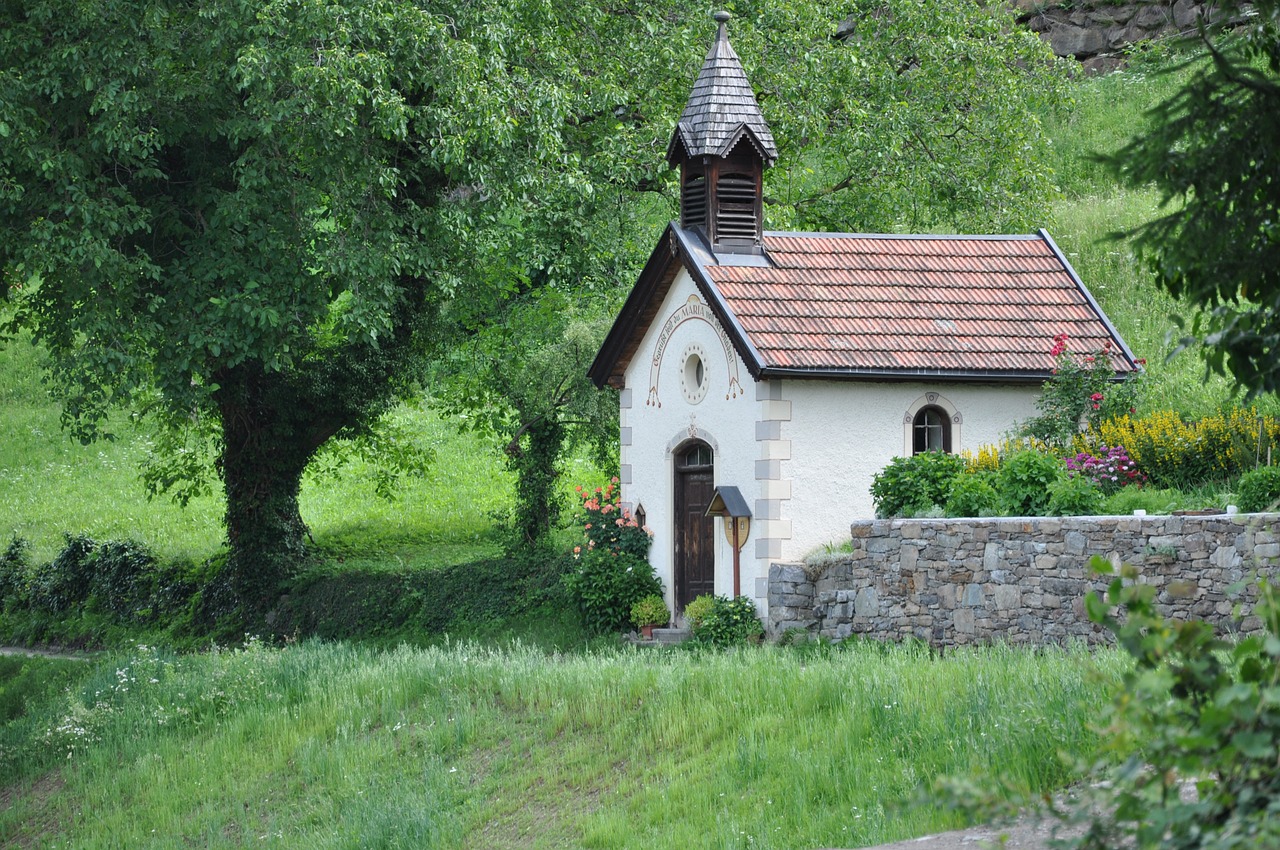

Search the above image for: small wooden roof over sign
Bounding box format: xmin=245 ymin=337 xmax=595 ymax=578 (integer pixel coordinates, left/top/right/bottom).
xmin=587 ymin=223 xmax=1141 ymax=390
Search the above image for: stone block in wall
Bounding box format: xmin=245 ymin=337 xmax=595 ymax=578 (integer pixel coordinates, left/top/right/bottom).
xmin=772 ymin=564 xmax=811 ymax=585
xmin=854 ymin=587 xmax=880 ymax=617
xmin=994 ymin=585 xmax=1023 ymax=610
xmin=937 ymin=532 xmax=963 ymax=549
xmin=865 ymin=537 xmax=898 ymax=555
xmin=1211 ymin=545 xmax=1241 ymax=570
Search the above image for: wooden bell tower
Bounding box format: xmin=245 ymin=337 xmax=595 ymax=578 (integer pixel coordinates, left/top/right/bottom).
xmin=667 ymin=11 xmax=778 ymax=255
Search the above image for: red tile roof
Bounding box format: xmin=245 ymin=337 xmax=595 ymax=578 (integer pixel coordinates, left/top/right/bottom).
xmin=702 ymin=231 xmax=1136 ymax=376
xmin=587 ymin=224 xmax=1139 ymax=390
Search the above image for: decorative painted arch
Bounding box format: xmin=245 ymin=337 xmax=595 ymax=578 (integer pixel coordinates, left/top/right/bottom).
xmin=902 ymin=392 xmax=963 ymax=455
xmin=646 ymin=294 xmax=745 ymax=407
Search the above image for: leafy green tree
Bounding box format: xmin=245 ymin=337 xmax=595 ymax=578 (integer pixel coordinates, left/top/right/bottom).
xmin=1110 ymin=1 xmax=1280 ymax=393
xmin=0 ymin=0 xmax=599 ymax=610
xmin=437 ymin=293 xmax=617 ymax=551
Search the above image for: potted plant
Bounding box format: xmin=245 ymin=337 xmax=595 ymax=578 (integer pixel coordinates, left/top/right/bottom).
xmin=631 ymin=594 xmax=670 ymax=639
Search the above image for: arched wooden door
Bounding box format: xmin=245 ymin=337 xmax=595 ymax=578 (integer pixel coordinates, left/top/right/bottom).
xmin=674 ymin=441 xmax=715 ymax=612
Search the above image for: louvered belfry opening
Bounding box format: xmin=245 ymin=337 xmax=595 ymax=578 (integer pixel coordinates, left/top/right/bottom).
xmin=681 ymin=164 xmax=708 ymax=231
xmin=679 ymin=149 xmax=762 ymax=249
xmin=667 ymin=11 xmax=777 ymax=256
xmin=710 ymin=143 xmax=762 ymax=248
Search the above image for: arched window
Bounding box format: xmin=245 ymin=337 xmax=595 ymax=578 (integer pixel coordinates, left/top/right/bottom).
xmin=912 ymin=405 xmax=951 ymax=454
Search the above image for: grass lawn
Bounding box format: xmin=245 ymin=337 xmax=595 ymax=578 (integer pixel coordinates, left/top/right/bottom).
xmin=0 ymin=639 xmax=1126 ymax=850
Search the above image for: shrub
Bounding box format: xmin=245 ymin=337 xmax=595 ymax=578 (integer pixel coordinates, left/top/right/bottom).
xmin=997 ymin=450 xmax=1064 ymax=516
xmin=1236 ymin=465 xmax=1280 ymax=513
xmin=1064 ymin=445 xmax=1146 ymax=492
xmin=1084 ymin=406 xmax=1280 ymax=490
xmin=690 ymin=595 xmax=763 ymax=648
xmin=944 ymin=471 xmax=1001 ymax=518
xmin=683 ymin=594 xmax=715 ymax=629
xmin=90 ymin=540 xmax=160 ymax=622
xmin=565 ymin=479 xmax=660 ymax=634
xmin=1062 ymin=560 xmax=1280 ymax=850
xmin=0 ymin=537 xmax=29 ymax=607
xmin=871 ymin=451 xmax=967 ymax=518
xmin=960 ymin=444 xmax=1002 ymax=474
xmin=29 ymin=535 xmax=97 ymax=613
xmin=630 ymin=594 xmax=669 ymax=629
xmin=565 ymin=552 xmax=662 ymax=635
xmin=571 ymin=479 xmax=652 ymax=561
xmin=1023 ymin=334 xmax=1143 ymax=448
xmin=1046 ymin=474 xmax=1105 ymax=516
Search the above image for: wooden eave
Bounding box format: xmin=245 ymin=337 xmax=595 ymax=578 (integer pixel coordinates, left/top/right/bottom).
xmin=666 ymin=122 xmax=777 ymax=168
xmin=587 ymin=223 xmax=768 ymax=390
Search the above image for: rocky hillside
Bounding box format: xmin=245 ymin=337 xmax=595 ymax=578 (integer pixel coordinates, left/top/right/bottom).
xmin=1014 ymin=0 xmax=1227 ymax=72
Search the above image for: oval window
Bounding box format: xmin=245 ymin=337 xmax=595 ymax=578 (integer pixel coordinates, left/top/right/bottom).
xmin=680 ymin=344 xmax=709 ymax=404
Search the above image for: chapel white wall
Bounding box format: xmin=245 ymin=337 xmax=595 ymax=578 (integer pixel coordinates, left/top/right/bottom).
xmin=620 ymin=269 xmax=763 ymax=614
xmin=620 ymin=269 xmax=1045 ymax=614
xmin=778 ymin=381 xmax=1041 ymax=560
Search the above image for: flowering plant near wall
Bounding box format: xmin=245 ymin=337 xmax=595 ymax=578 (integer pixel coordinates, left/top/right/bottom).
xmin=1078 ymin=406 xmax=1280 ymax=490
xmin=570 ymin=479 xmax=652 ymax=561
xmin=566 ymin=479 xmax=661 ymax=634
xmin=1064 ymin=445 xmax=1147 ymax=493
xmin=1023 ymin=333 xmax=1144 ymax=448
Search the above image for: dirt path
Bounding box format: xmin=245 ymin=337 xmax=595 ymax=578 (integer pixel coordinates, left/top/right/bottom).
xmin=823 ymin=817 xmax=1067 ymax=850
xmin=0 ymin=646 xmax=98 ymax=662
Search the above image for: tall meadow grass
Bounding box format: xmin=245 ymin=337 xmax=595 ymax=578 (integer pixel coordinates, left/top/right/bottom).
xmin=1 ymin=639 xmax=1126 ymax=849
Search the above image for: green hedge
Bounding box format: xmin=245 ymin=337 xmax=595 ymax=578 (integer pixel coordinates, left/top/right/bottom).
xmin=275 ymin=551 xmax=572 ymax=642
xmin=0 ymin=533 xmax=574 ymax=648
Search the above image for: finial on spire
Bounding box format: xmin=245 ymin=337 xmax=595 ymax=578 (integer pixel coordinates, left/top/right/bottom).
xmin=713 ymin=10 xmax=731 ymax=38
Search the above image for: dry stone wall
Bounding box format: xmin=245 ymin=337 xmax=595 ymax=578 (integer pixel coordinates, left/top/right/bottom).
xmin=767 ymin=513 xmax=1280 ymax=646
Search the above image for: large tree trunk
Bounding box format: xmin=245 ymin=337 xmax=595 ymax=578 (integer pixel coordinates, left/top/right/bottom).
xmin=216 ymin=368 xmax=317 ymax=612
xmin=210 ymin=282 xmax=431 ymax=614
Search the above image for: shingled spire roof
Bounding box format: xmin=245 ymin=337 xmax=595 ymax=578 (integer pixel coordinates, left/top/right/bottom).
xmin=667 ymin=11 xmax=778 ymax=166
